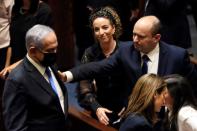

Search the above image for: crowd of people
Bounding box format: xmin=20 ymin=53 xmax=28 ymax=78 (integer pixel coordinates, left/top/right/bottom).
xmin=0 ymin=1 xmax=197 ymax=131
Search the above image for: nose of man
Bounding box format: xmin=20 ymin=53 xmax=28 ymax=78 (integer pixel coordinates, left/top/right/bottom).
xmin=133 ymin=35 xmax=138 ymax=43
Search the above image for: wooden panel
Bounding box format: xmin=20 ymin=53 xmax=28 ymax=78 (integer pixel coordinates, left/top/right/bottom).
xmin=68 ymin=106 xmax=117 ymax=131
xmin=47 ymin=0 xmax=75 ymax=70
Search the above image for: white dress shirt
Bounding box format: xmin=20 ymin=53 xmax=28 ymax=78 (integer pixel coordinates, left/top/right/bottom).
xmin=27 ymin=54 xmax=65 ymax=113
xmin=141 ymin=43 xmax=159 ymax=74
xmin=178 ymin=105 xmax=197 ymax=131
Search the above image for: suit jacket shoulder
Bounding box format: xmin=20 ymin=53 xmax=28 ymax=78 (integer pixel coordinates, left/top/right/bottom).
xmin=3 ymin=57 xmax=68 ymax=131
xmin=119 ymin=114 xmax=153 ymax=131
xmin=160 ymin=41 xmax=186 ymax=54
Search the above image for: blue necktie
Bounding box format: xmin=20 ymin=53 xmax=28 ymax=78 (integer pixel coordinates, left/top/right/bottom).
xmin=141 ymin=55 xmax=149 ymax=75
xmin=45 ymin=67 xmax=58 ymax=94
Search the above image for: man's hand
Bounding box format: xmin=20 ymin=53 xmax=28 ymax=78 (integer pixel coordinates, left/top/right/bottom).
xmin=58 ymin=71 xmax=67 ymax=82
xmin=96 ymin=107 xmax=112 ymax=125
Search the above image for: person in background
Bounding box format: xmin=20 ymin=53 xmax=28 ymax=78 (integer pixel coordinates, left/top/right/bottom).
xmin=74 ymin=0 xmax=138 ymax=60
xmin=119 ymin=74 xmax=167 ymax=131
xmin=164 ymin=74 xmax=197 ymax=131
xmin=0 ymin=0 xmax=53 ymax=79
xmin=0 ymin=0 xmax=14 ymax=130
xmin=8 ymin=0 xmax=52 ymax=65
xmin=0 ymin=0 xmax=52 ymax=79
xmin=85 ymin=0 xmax=138 ymax=41
xmin=77 ymin=6 xmax=129 ymax=127
xmin=0 ymin=0 xmax=14 ymax=71
xmin=188 ymin=0 xmax=197 ymax=29
xmin=3 ymin=24 xmax=68 ymax=131
xmin=143 ymin=0 xmax=191 ymax=49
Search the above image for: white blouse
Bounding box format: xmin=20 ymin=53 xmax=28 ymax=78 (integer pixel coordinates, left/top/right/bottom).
xmin=0 ymin=0 xmax=14 ymax=49
xmin=178 ymin=105 xmax=197 ymax=131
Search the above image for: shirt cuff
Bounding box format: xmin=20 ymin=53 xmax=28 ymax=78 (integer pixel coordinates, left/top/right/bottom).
xmin=90 ymin=102 xmax=101 ymax=113
xmin=63 ymin=71 xmax=73 ymax=82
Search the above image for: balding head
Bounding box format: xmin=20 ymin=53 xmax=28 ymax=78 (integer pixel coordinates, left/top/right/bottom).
xmin=135 ymin=16 xmax=161 ymax=36
xmin=132 ymin=16 xmax=161 ymax=54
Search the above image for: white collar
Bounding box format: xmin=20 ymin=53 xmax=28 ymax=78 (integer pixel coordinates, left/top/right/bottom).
xmin=26 ymin=54 xmax=46 ymax=76
xmin=140 ymin=43 xmax=159 ymax=62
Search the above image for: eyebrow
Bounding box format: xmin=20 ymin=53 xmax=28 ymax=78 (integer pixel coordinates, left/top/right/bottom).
xmin=133 ymin=32 xmax=146 ymax=38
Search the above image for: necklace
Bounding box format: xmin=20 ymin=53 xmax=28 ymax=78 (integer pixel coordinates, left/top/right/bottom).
xmin=103 ymin=41 xmax=116 ymax=57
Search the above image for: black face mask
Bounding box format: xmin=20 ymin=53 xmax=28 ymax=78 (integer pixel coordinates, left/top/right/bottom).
xmin=40 ymin=52 xmax=57 ymax=67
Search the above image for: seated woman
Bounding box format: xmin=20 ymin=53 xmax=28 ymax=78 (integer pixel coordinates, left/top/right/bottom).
xmin=164 ymin=74 xmax=197 ymax=131
xmin=119 ymin=74 xmax=167 ymax=131
xmin=77 ymin=6 xmax=129 ymax=127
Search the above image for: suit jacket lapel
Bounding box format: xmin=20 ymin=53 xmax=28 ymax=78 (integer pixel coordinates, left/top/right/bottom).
xmin=23 ymin=57 xmax=66 ymax=115
xmin=51 ymin=66 xmax=68 ymax=115
xmin=51 ymin=66 xmax=67 ymax=97
xmin=157 ymin=42 xmax=168 ymax=75
xmin=130 ymin=45 xmax=142 ymax=78
xmin=23 ymin=57 xmax=58 ymax=98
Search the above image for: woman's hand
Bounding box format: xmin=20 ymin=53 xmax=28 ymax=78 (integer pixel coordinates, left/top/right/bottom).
xmin=0 ymin=66 xmax=12 ymax=79
xmin=0 ymin=59 xmax=22 ymax=79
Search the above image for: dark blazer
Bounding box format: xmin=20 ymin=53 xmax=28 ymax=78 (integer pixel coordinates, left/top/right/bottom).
xmin=119 ymin=114 xmax=153 ymax=131
xmin=70 ymin=41 xmax=197 ymax=95
xmin=3 ymin=57 xmax=68 ymax=131
xmin=78 ymin=41 xmax=128 ymax=113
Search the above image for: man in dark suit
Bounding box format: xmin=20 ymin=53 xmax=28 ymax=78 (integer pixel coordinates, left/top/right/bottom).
xmin=60 ymin=15 xmax=197 ymax=97
xmin=3 ymin=24 xmax=68 ymax=131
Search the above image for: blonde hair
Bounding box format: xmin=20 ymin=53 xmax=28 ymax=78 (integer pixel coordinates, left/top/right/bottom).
xmin=122 ymin=74 xmax=166 ymax=122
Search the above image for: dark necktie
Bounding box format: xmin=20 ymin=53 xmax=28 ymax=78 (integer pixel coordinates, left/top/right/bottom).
xmin=141 ymin=55 xmax=149 ymax=75
xmin=45 ymin=67 xmax=58 ymax=94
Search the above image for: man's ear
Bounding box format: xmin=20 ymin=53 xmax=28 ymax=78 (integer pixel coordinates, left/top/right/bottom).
xmin=29 ymin=46 xmax=37 ymax=56
xmin=154 ymin=34 xmax=161 ymax=42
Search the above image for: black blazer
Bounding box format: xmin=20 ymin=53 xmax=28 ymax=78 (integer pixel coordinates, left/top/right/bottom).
xmin=119 ymin=113 xmax=166 ymax=131
xmin=3 ymin=57 xmax=68 ymax=131
xmin=78 ymin=41 xmax=129 ymax=117
xmin=119 ymin=114 xmax=153 ymax=131
xmin=70 ymin=41 xmax=197 ymax=96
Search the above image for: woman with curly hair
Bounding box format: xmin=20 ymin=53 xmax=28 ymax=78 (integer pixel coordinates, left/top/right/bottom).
xmin=77 ymin=6 xmax=130 ymax=127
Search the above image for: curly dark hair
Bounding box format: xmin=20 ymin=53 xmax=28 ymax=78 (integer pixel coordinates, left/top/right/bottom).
xmin=89 ymin=6 xmax=122 ymax=40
